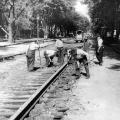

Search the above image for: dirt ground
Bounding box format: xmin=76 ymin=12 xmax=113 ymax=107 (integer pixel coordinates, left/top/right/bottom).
xmin=63 ymin=45 xmax=120 ymax=120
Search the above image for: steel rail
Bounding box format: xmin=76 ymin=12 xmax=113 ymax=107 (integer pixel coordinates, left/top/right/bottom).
xmin=9 ymin=62 xmax=68 ymax=120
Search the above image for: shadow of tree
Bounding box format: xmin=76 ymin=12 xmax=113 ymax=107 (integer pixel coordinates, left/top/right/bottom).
xmin=104 ymin=45 xmax=120 ymax=61
xmin=0 ymin=46 xmax=9 ymax=51
xmin=32 ymin=67 xmax=40 ymax=71
xmin=93 ymin=61 xmax=100 ymax=65
xmin=107 ymin=63 xmax=120 ymax=71
xmin=103 ymin=45 xmax=120 ymax=71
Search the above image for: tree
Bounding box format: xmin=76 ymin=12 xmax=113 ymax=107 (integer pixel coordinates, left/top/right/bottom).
xmin=0 ymin=0 xmax=91 ymax=42
xmin=0 ymin=0 xmax=38 ymax=42
xmin=86 ymin=0 xmax=120 ymax=39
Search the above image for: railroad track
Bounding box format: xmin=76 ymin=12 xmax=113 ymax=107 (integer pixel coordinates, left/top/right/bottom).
xmin=0 ymin=65 xmax=61 ymax=119
xmin=9 ymin=62 xmax=74 ymax=120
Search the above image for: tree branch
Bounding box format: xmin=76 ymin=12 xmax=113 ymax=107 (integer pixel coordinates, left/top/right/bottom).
xmin=13 ymin=0 xmax=39 ymax=23
xmin=0 ymin=25 xmax=9 ymax=35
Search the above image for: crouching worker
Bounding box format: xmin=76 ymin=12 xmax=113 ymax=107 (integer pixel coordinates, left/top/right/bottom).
xmin=70 ymin=48 xmax=90 ymax=79
xmin=26 ymin=41 xmax=40 ymax=71
xmin=44 ymin=50 xmax=56 ymax=67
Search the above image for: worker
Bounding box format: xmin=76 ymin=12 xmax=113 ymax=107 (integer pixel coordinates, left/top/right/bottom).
xmin=69 ymin=47 xmax=90 ymax=79
xmin=44 ymin=49 xmax=56 ymax=67
xmin=26 ymin=41 xmax=40 ymax=71
xmin=96 ymin=35 xmax=104 ymax=65
xmin=55 ymin=38 xmax=64 ymax=65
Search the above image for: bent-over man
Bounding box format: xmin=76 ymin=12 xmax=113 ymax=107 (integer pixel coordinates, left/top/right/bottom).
xmin=44 ymin=50 xmax=56 ymax=67
xmin=70 ymin=48 xmax=90 ymax=79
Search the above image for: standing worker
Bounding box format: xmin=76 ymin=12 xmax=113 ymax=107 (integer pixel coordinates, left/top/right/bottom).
xmin=55 ymin=38 xmax=64 ymax=65
xmin=96 ymin=34 xmax=104 ymax=65
xmin=26 ymin=41 xmax=40 ymax=71
xmin=70 ymin=47 xmax=90 ymax=79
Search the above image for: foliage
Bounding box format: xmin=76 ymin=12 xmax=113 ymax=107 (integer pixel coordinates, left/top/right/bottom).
xmin=0 ymin=0 xmax=90 ymax=41
xmin=86 ymin=0 xmax=120 ymax=36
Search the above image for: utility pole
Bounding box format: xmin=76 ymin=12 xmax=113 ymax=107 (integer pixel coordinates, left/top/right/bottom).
xmin=37 ymin=14 xmax=39 ymax=38
xmin=37 ymin=14 xmax=41 ymax=65
xmin=8 ymin=2 xmax=13 ymax=43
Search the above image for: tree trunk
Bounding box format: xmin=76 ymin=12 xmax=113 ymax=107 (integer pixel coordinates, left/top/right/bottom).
xmin=8 ymin=20 xmax=13 ymax=43
xmin=54 ymin=25 xmax=57 ymax=37
xmin=8 ymin=1 xmax=14 ymax=43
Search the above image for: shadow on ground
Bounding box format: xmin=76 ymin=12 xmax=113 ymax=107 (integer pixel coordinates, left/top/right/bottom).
xmin=103 ymin=45 xmax=120 ymax=71
xmin=104 ymin=46 xmax=120 ymax=61
xmin=107 ymin=63 xmax=120 ymax=71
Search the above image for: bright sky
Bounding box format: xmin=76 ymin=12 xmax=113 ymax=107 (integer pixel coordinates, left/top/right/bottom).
xmin=74 ymin=0 xmax=90 ymax=21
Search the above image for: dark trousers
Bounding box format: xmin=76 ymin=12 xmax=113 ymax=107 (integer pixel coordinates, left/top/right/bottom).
xmin=96 ymin=46 xmax=104 ymax=64
xmin=44 ymin=53 xmax=54 ymax=67
xmin=57 ymin=47 xmax=64 ymax=65
xmin=75 ymin=56 xmax=90 ymax=78
xmin=26 ymin=50 xmax=35 ymax=71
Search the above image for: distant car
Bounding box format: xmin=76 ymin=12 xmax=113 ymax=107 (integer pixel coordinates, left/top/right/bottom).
xmin=75 ymin=30 xmax=84 ymax=43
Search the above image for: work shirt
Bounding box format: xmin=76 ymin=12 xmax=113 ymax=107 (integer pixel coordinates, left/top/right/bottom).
xmin=26 ymin=42 xmax=39 ymax=54
xmin=77 ymin=49 xmax=89 ymax=59
xmin=55 ymin=39 xmax=63 ymax=48
xmin=76 ymin=34 xmax=83 ymax=40
xmin=45 ymin=50 xmax=56 ymax=57
xmin=97 ymin=37 xmax=103 ymax=47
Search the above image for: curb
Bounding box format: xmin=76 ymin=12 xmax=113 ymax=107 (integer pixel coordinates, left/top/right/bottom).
xmin=0 ymin=42 xmax=54 ymax=61
xmin=0 ymin=38 xmax=55 ymax=47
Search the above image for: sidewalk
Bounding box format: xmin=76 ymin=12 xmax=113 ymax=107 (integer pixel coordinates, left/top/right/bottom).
xmin=0 ymin=41 xmax=54 ymax=58
xmin=64 ymin=46 xmax=120 ymax=120
xmin=0 ymin=38 xmax=55 ymax=47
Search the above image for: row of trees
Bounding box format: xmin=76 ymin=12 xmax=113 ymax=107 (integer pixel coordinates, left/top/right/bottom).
xmin=85 ymin=0 xmax=120 ymax=40
xmin=0 ymin=0 xmax=90 ymax=42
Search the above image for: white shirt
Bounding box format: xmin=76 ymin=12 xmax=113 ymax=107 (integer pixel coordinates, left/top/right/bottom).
xmin=77 ymin=49 xmax=89 ymax=58
xmin=76 ymin=34 xmax=83 ymax=40
xmin=97 ymin=37 xmax=103 ymax=47
xmin=55 ymin=39 xmax=63 ymax=48
xmin=46 ymin=50 xmax=56 ymax=57
xmin=26 ymin=42 xmax=39 ymax=54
